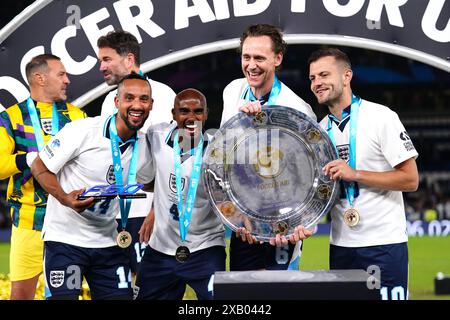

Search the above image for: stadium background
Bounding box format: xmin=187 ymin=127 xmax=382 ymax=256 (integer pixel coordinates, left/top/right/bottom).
xmin=0 ymin=1 xmax=449 ymax=300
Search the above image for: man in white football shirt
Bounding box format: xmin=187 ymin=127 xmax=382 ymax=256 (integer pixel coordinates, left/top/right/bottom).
xmin=308 ymin=48 xmax=419 ymax=300
xmin=31 ymin=73 xmax=153 ymax=299
xmin=97 ymin=30 xmax=176 ymax=273
xmin=135 ymin=89 xmax=226 ymax=300
xmin=221 ymin=24 xmax=315 ymax=271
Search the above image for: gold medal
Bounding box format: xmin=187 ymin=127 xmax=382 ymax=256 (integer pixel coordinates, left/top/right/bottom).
xmin=116 ymin=230 xmax=132 ymax=248
xmin=344 ymin=208 xmax=360 ymax=227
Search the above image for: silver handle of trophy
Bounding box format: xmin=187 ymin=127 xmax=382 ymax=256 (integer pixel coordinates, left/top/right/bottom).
xmin=206 ymin=169 xmax=229 ymax=191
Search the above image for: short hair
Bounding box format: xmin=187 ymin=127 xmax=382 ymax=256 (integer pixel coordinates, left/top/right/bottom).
xmin=116 ymin=72 xmax=151 ymax=96
xmin=97 ymin=30 xmax=140 ymax=66
xmin=174 ymin=88 xmax=207 ymax=109
xmin=307 ymin=47 xmax=352 ymax=69
xmin=239 ymin=24 xmax=287 ymax=55
xmin=25 ymin=54 xmax=61 ymax=83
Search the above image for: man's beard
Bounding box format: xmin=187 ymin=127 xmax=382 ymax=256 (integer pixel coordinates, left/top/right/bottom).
xmin=105 ymin=73 xmax=126 ymax=86
xmin=119 ymin=111 xmax=145 ymax=131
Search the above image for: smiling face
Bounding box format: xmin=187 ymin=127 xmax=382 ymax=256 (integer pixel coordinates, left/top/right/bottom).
xmin=309 ymin=55 xmax=352 ymax=108
xmin=172 ymin=89 xmax=208 ymax=143
xmin=42 ymin=59 xmax=70 ymax=102
xmin=98 ymin=47 xmax=134 ymax=85
xmin=114 ymin=78 xmax=152 ymax=138
xmin=241 ymin=35 xmax=282 ymax=98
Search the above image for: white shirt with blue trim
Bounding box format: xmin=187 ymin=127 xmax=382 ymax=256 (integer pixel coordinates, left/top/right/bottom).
xmin=320 ymin=99 xmax=419 ymax=247
xmin=220 ymin=77 xmax=316 ymax=126
xmin=137 ymin=122 xmax=226 ymax=256
xmin=40 ymin=115 xmax=151 ymax=248
xmin=101 ymin=78 xmax=176 ymax=219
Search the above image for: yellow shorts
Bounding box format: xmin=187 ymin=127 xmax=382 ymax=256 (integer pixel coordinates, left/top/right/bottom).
xmin=9 ymin=225 xmax=43 ymax=281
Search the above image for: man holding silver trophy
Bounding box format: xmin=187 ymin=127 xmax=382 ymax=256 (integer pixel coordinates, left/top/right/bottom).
xmin=308 ymin=48 xmax=419 ymax=300
xmin=215 ymin=24 xmax=320 ymax=272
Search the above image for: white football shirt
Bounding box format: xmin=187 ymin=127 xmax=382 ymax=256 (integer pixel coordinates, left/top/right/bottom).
xmin=138 ymin=122 xmax=226 ymax=255
xmin=221 ymin=78 xmax=316 ymax=126
xmin=40 ymin=115 xmax=152 ymax=248
xmin=101 ymin=78 xmax=176 ymax=218
xmin=320 ymin=99 xmax=419 ymax=247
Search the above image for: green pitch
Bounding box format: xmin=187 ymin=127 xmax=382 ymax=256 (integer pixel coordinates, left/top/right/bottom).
xmin=1 ymin=236 xmax=449 ymax=300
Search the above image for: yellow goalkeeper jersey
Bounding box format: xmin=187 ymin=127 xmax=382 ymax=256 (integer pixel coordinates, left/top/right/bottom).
xmin=0 ymin=99 xmax=86 ymax=230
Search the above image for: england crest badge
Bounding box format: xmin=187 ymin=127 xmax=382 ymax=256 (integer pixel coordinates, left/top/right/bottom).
xmin=49 ymin=270 xmax=65 ymax=288
xmin=106 ymin=165 xmax=116 ymax=185
xmin=40 ymin=118 xmax=52 ymax=135
xmin=169 ymin=173 xmax=185 ymax=193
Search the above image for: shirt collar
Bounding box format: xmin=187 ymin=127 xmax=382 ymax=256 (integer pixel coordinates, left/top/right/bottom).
xmin=246 ymin=89 xmax=271 ymax=105
xmin=104 ymin=116 xmax=137 ymax=143
xmin=327 ymin=105 xmax=351 ymax=125
xmin=103 ymin=116 xmax=138 ymax=154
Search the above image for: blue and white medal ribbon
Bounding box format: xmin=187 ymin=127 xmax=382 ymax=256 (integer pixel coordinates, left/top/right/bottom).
xmin=173 ymin=130 xmax=204 ymax=242
xmin=109 ymin=115 xmax=139 ymax=245
xmin=326 ymin=95 xmax=362 ymax=227
xmin=242 ymin=75 xmax=282 ymax=105
xmin=26 ymin=97 xmax=59 ymax=151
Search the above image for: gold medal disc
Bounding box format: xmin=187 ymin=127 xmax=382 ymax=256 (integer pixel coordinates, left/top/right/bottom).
xmin=117 ymin=230 xmax=132 ymax=248
xmin=344 ymin=208 xmax=360 ymax=227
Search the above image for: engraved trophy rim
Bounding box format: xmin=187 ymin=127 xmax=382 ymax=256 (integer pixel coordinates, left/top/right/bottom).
xmin=203 ymin=105 xmax=339 ymax=241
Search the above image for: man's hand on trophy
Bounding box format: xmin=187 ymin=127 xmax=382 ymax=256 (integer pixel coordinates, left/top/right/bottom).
xmin=269 ymin=225 xmax=313 ymax=247
xmin=236 ymin=227 xmax=263 ymax=245
xmin=323 ymin=159 xmax=356 ymax=181
xmin=289 ymin=225 xmax=313 ymax=244
xmin=64 ymin=189 xmax=95 ymax=213
xmin=239 ymin=101 xmax=262 ymax=116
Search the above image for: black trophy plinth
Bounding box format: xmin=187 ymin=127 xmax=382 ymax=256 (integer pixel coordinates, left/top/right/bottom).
xmin=213 ymin=269 xmax=380 ymax=300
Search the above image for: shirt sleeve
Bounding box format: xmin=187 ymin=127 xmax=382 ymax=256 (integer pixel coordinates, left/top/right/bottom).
xmin=300 ymin=101 xmax=317 ymax=122
xmin=0 ymin=111 xmax=21 ymax=179
xmin=39 ymin=121 xmax=84 ymax=174
xmin=379 ymin=109 xmax=418 ymax=168
xmin=221 ymin=81 xmax=242 ymax=127
xmin=100 ymin=91 xmax=117 ymax=117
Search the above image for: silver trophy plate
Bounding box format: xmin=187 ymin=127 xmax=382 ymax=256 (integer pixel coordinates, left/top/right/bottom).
xmin=204 ymin=105 xmax=339 ymax=241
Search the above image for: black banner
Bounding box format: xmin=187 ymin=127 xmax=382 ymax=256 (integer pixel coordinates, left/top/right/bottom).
xmin=0 ymin=0 xmax=449 ymax=109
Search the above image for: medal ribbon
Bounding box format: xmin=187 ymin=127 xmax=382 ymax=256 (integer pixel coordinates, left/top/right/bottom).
xmin=109 ymin=115 xmax=140 ymax=230
xmin=326 ymin=94 xmax=361 ymax=208
xmin=173 ymin=130 xmax=204 ymax=242
xmin=242 ymin=75 xmax=281 ymax=105
xmin=26 ymin=97 xmax=60 ymax=151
